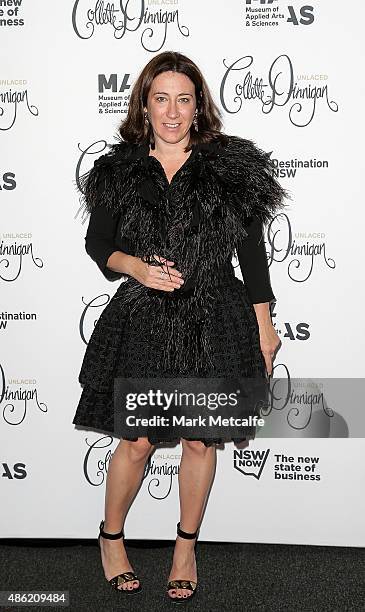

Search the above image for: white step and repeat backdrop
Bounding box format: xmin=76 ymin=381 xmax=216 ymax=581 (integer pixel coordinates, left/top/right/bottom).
xmin=1 ymin=1 xmax=364 ymax=545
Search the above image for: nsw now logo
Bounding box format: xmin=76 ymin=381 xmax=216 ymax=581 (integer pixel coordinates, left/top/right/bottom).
xmin=233 ymin=448 xmax=270 ymax=479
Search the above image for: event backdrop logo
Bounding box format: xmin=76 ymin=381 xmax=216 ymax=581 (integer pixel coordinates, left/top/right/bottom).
xmin=142 ymin=452 xmax=180 ymax=499
xmin=83 ymin=436 xmax=180 ymax=497
xmin=232 ymin=253 xmax=310 ymax=342
xmin=0 ymin=310 xmax=37 ymax=331
xmin=83 ymin=435 xmax=114 ymax=486
xmin=1 ymin=462 xmax=27 ymax=480
xmin=0 ymin=171 xmax=16 ymax=190
xmin=98 ymin=73 xmax=132 ymax=115
xmin=220 ymin=54 xmax=338 ymax=127
xmin=233 ymin=448 xmax=270 ymax=479
xmin=233 ymin=448 xmax=322 ymax=481
xmin=273 ymin=452 xmax=321 ymax=480
xmin=272 ymin=156 xmax=329 ymax=179
xmin=0 ymin=365 xmax=48 ymax=426
xmin=0 ymin=234 xmax=44 ymax=282
xmin=72 ymin=0 xmax=190 ymax=51
xmin=75 ymin=140 xmax=109 ymax=223
xmin=243 ymin=0 xmax=315 ymax=28
xmin=79 ymin=293 xmax=111 ymax=344
xmin=0 ymin=80 xmax=39 ymax=131
xmin=259 ymin=375 xmax=334 ymax=432
xmin=266 ymin=214 xmax=336 ymax=282
xmin=0 ymin=0 xmax=25 ymax=27
xmin=255 ymin=299 xmax=310 ymax=343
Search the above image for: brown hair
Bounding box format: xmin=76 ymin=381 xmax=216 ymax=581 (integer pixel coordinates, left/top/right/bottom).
xmin=118 ymin=51 xmax=228 ymax=150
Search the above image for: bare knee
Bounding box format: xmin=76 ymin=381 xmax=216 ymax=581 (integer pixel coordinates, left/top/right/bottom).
xmin=121 ymin=437 xmax=155 ymax=462
xmin=181 ymin=439 xmax=214 ymax=456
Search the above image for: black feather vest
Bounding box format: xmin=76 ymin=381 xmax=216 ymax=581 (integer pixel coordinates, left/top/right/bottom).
xmin=78 ymin=135 xmax=289 ymax=377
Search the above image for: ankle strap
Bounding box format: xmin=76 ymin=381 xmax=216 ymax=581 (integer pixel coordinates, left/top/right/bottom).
xmin=99 ymin=520 xmax=124 ymax=540
xmin=176 ymin=521 xmax=199 ymax=539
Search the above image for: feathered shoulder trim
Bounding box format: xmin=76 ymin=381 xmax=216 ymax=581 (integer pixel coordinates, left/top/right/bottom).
xmin=207 ymin=134 xmax=291 ymax=225
xmin=78 ymin=140 xmax=143 ymax=216
xmin=78 ymin=135 xmax=291 ymax=224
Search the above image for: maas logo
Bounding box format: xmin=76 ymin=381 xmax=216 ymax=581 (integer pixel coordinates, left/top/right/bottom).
xmin=98 ymin=73 xmax=132 ymax=116
xmin=233 ymin=448 xmax=270 ymax=479
xmin=233 ymin=259 xmax=311 ymax=341
xmin=244 ymin=0 xmax=315 ymax=29
xmin=72 ymin=0 xmax=190 ymax=52
xmin=1 ymin=462 xmax=27 ymax=479
xmin=98 ymin=73 xmax=131 ymax=93
xmin=220 ymin=54 xmax=338 ymax=127
xmin=0 ymin=172 xmax=16 ymax=191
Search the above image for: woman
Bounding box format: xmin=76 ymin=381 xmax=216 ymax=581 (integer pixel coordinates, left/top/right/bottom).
xmin=73 ymin=51 xmax=289 ymax=602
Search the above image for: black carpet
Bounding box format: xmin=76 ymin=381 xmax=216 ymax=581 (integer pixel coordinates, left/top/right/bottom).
xmin=1 ymin=538 xmax=364 ymax=612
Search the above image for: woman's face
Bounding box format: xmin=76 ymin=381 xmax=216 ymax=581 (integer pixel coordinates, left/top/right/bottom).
xmin=144 ymin=70 xmax=196 ymax=147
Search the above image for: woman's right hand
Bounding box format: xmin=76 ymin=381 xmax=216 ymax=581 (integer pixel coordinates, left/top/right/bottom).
xmin=130 ymin=254 xmax=185 ymax=292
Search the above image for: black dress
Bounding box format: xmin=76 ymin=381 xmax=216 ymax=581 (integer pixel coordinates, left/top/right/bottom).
xmin=72 ymin=137 xmax=287 ymax=446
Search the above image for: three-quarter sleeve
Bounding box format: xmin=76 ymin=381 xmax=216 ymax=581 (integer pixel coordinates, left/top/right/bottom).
xmin=237 ymin=215 xmax=275 ymax=304
xmin=85 ymin=204 xmax=125 ymax=281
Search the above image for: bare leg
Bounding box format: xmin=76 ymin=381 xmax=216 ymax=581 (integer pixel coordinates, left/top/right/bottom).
xmin=99 ymin=437 xmax=155 ymax=591
xmin=167 ymin=440 xmax=217 ymax=600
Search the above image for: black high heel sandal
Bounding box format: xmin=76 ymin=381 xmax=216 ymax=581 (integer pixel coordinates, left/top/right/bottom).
xmin=166 ymin=521 xmax=200 ymax=604
xmin=98 ymin=520 xmax=142 ymax=594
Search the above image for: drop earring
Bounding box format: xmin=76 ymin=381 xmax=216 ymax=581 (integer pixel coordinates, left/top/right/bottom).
xmin=144 ymin=111 xmax=149 ymax=126
xmin=193 ymin=110 xmax=198 ymax=131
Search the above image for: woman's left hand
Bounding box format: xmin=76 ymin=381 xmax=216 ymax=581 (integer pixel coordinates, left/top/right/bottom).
xmin=258 ymin=322 xmax=281 ymax=376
